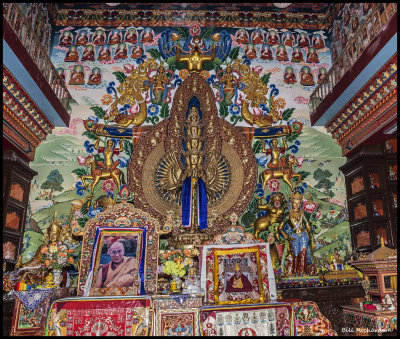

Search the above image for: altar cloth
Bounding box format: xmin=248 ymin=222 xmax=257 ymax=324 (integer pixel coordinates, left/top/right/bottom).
xmin=45 ymin=296 xmax=152 ymax=336
xmin=199 ymin=302 xmax=296 ymax=336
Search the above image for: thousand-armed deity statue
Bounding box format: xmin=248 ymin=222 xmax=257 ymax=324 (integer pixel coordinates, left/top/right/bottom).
xmin=128 ymin=73 xmax=257 ymax=239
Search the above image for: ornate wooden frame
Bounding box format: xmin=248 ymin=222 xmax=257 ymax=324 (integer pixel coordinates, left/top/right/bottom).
xmin=77 ymin=203 xmax=160 ymax=295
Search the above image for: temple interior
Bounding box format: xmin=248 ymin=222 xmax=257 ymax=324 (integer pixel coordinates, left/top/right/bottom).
xmin=2 ymin=2 xmax=397 ymax=336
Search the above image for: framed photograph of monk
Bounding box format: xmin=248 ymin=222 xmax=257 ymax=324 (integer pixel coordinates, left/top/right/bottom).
xmin=213 ymin=248 xmax=265 ymax=305
xmin=89 ymin=229 xmax=144 ymax=296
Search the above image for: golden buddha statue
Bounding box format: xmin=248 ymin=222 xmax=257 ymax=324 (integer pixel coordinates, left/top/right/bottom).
xmin=17 ymin=212 xmax=64 ymax=269
xmin=16 ymin=212 xmax=67 ymax=285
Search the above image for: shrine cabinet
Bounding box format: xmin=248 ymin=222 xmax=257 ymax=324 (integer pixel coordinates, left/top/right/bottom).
xmin=339 ymin=138 xmax=397 ymax=253
xmin=3 ymin=149 xmax=37 ymax=271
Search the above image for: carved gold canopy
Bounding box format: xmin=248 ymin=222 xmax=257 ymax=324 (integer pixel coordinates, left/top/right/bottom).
xmin=127 ymin=73 xmax=257 ymax=236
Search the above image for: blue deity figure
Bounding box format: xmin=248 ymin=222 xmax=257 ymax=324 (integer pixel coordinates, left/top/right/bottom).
xmin=279 ymin=192 xmax=316 ymax=276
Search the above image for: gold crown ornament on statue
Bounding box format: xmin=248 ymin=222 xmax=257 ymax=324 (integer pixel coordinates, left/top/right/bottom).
xmin=289 ymin=191 xmax=303 ymax=202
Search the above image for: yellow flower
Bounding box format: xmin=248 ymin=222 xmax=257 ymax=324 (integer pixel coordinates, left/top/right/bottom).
xmin=49 ymin=245 xmax=58 ymax=254
xmin=275 ymin=97 xmax=286 ymax=109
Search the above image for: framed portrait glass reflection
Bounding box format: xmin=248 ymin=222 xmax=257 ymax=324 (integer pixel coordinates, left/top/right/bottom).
xmin=90 ymin=230 xmax=144 ymax=296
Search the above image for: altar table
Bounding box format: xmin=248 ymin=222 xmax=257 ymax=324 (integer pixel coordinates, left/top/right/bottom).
xmin=44 ymin=295 xmax=337 ymax=336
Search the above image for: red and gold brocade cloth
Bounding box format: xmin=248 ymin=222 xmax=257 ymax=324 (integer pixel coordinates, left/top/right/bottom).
xmin=292 ymin=301 xmax=337 ymax=336
xmin=45 ymin=296 xmax=152 ymax=336
xmin=200 ymin=303 xmax=296 ymax=336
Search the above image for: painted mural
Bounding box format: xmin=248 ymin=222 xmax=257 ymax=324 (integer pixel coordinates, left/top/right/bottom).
xmin=19 ymin=3 xmax=54 ymax=54
xmin=22 ymin=21 xmax=350 ymax=277
xmin=328 ymin=3 xmax=374 ymax=62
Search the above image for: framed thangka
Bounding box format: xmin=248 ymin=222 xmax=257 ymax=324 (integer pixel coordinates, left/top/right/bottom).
xmin=77 ymin=203 xmax=160 ymax=296
xmin=201 ymin=231 xmax=276 ymax=304
xmin=213 ymin=248 xmax=265 ymax=305
xmin=88 ymin=228 xmax=144 ymax=296
xmin=154 ymin=308 xmax=200 ymax=336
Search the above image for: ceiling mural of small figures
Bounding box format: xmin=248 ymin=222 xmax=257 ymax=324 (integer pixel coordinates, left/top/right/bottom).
xmin=25 ymin=3 xmax=53 ymax=53
xmin=328 ymin=3 xmax=374 ymax=61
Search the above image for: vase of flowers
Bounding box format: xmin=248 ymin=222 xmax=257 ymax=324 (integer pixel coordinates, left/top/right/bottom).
xmin=160 ymin=247 xmax=199 ymax=293
xmin=40 ymin=242 xmax=74 ymax=287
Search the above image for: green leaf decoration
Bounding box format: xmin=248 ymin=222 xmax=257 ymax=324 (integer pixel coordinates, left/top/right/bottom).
xmin=148 ymin=116 xmax=160 ymax=125
xmin=80 ymin=200 xmax=90 ymax=216
xmin=252 ymin=140 xmax=263 ymax=154
xmin=282 ymin=108 xmax=295 ymax=121
xmin=72 ymin=168 xmax=88 ymax=177
xmin=82 ymin=130 xmax=98 ymax=140
xmin=297 ymin=170 xmax=311 ymax=180
xmin=219 ymin=102 xmax=229 ymax=118
xmin=112 ymin=71 xmax=127 ymax=84
xmin=228 ymin=47 xmax=240 ymax=61
xmin=286 ymin=131 xmax=303 ymax=143
xmin=261 ymin=73 xmax=271 ymax=87
xmin=90 ymin=106 xmax=106 ymax=119
xmin=177 ymin=27 xmax=189 ymax=40
xmin=160 ymin=102 xmax=170 ymax=119
xmin=200 ymin=27 xmax=214 ymax=40
xmin=229 ymin=115 xmax=243 ymax=126
xmin=241 ymin=211 xmax=256 ymax=228
xmin=122 ymin=140 xmax=133 ymax=157
xmin=147 ymin=48 xmax=161 ymax=59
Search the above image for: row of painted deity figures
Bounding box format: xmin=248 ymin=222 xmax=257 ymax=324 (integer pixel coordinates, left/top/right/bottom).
xmin=59 ymin=28 xmax=154 ymax=47
xmin=64 ymin=43 xmax=144 ymax=62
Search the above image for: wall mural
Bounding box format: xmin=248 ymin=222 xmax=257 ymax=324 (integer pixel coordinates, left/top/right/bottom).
xmin=19 ymin=3 xmax=54 ymax=54
xmin=22 ymin=22 xmax=350 ymax=282
xmin=328 ymin=3 xmax=374 ymax=62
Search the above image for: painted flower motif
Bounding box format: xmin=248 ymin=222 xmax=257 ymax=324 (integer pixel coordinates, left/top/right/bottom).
xmin=275 ymin=97 xmax=286 ymax=109
xmin=101 ymin=94 xmax=113 ymax=106
xmin=129 ymin=104 xmax=139 ymax=115
xmin=179 ymin=69 xmax=189 ymax=79
xmin=229 ymin=103 xmax=241 ymax=116
xmin=45 ymin=260 xmax=51 ymax=266
xmin=267 ymin=178 xmax=281 ymax=192
xmin=303 ymin=200 xmax=318 ymax=213
xmin=41 ymin=246 xmax=49 ymax=254
xmin=123 ymin=63 xmax=134 ymax=73
xmin=68 ymin=257 xmax=74 ymax=264
xmin=183 ymin=249 xmax=191 ymax=257
xmin=189 ymin=24 xmax=201 ymax=36
xmin=315 ymin=211 xmax=322 ymax=219
xmin=59 ymin=252 xmax=67 ymax=257
xmin=102 ymin=179 xmax=115 ymax=193
xmin=200 ymin=70 xmax=210 ymax=80
xmin=49 ymin=245 xmax=58 ymax=254
xmin=147 ymin=104 xmax=160 ymax=117
xmin=330 ymin=209 xmax=337 ymax=215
